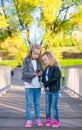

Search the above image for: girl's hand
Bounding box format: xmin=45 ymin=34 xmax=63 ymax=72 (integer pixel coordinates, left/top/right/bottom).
xmin=36 ymin=70 xmax=42 ymax=76
xmin=37 ymin=71 xmax=42 ymax=76
xmin=33 ymin=70 xmax=42 ymax=76
xmin=33 ymin=71 xmax=39 ymax=76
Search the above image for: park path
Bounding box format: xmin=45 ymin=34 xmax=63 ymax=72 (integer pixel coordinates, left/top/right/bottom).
xmin=0 ymin=78 xmax=82 ymax=130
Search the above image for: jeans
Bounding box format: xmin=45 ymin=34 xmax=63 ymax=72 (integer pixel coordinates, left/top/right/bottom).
xmin=25 ymin=88 xmax=41 ymax=120
xmin=45 ymin=90 xmax=59 ymax=120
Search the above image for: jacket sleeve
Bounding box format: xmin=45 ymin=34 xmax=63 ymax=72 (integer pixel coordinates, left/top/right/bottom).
xmin=42 ymin=70 xmax=45 ymax=82
xmin=44 ymin=66 xmax=61 ymax=87
xmin=22 ymin=59 xmax=34 ymax=79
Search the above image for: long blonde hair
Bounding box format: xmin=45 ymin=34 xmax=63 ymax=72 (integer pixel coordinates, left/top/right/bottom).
xmin=27 ymin=44 xmax=41 ymax=59
xmin=41 ymin=51 xmax=59 ymax=66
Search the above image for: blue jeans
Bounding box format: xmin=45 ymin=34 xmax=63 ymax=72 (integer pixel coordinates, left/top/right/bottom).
xmin=45 ymin=90 xmax=59 ymax=120
xmin=25 ymin=88 xmax=41 ymax=120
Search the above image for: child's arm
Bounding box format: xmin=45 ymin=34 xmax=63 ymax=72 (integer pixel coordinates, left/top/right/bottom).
xmin=22 ymin=59 xmax=35 ymax=79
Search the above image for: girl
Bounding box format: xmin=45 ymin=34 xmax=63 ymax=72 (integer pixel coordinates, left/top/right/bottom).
xmin=22 ymin=44 xmax=43 ymax=128
xmin=41 ymin=51 xmax=61 ymax=128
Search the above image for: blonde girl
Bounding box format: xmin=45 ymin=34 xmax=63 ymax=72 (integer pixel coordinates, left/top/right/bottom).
xmin=22 ymin=44 xmax=43 ymax=127
xmin=41 ymin=51 xmax=61 ymax=128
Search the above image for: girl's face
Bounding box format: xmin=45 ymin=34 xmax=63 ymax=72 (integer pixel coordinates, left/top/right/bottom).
xmin=32 ymin=49 xmax=40 ymax=60
xmin=42 ymin=54 xmax=50 ymax=66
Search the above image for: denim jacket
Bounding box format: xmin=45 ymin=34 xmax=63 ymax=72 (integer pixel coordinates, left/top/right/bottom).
xmin=22 ymin=57 xmax=42 ymax=83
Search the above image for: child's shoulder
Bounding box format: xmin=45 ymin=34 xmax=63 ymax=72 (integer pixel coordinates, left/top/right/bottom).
xmin=23 ymin=57 xmax=30 ymax=63
xmin=50 ymin=65 xmax=61 ymax=71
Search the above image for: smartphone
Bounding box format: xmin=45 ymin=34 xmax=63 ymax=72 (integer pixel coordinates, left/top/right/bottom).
xmin=36 ymin=69 xmax=40 ymax=72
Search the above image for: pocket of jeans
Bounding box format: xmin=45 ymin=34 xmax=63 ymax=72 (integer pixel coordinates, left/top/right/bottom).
xmin=49 ymin=85 xmax=57 ymax=92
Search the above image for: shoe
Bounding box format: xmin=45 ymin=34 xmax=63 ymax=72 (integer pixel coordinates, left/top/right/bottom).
xmin=46 ymin=118 xmax=51 ymax=126
xmin=52 ymin=120 xmax=60 ymax=127
xmin=35 ymin=120 xmax=43 ymax=126
xmin=25 ymin=120 xmax=32 ymax=128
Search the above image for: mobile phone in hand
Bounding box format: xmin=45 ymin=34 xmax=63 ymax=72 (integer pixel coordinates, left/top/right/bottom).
xmin=36 ymin=69 xmax=40 ymax=72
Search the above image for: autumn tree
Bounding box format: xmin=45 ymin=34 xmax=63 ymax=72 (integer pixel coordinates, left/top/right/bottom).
xmin=13 ymin=0 xmax=82 ymax=47
xmin=0 ymin=0 xmax=82 ymax=62
xmin=0 ymin=0 xmax=28 ymax=64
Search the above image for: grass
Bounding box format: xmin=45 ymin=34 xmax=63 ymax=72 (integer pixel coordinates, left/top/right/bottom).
xmin=59 ymin=59 xmax=82 ymax=66
xmin=0 ymin=59 xmax=82 ymax=68
xmin=0 ymin=60 xmax=18 ymax=69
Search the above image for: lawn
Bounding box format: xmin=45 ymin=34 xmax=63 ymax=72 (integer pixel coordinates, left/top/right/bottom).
xmin=59 ymin=59 xmax=82 ymax=66
xmin=0 ymin=59 xmax=82 ymax=68
xmin=0 ymin=60 xmax=18 ymax=68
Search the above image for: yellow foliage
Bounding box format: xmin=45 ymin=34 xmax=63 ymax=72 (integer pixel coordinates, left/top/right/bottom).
xmin=41 ymin=0 xmax=62 ymax=23
xmin=1 ymin=32 xmax=27 ymax=60
xmin=78 ymin=5 xmax=82 ymax=11
xmin=0 ymin=15 xmax=8 ymax=28
xmin=25 ymin=0 xmax=40 ymax=6
xmin=42 ymin=46 xmax=62 ymax=61
xmin=19 ymin=0 xmax=40 ymax=7
xmin=18 ymin=0 xmax=62 ymax=23
xmin=70 ymin=5 xmax=82 ymax=26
